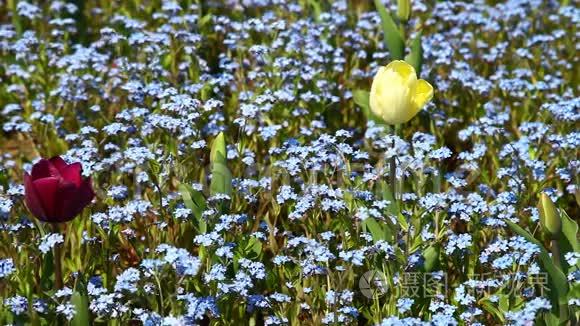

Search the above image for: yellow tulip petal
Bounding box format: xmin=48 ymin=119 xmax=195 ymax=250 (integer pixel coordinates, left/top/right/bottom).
xmin=385 ymin=60 xmax=416 ymax=83
xmin=413 ymin=79 xmax=434 ymax=109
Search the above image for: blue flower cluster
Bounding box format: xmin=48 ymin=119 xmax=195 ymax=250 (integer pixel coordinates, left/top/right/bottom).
xmin=0 ymin=0 xmax=578 ymax=324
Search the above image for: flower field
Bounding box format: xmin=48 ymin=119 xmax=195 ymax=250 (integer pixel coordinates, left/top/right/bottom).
xmin=0 ymin=0 xmax=578 ymax=325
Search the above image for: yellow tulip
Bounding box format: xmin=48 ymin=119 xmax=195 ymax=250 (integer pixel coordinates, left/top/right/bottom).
xmin=370 ymin=60 xmax=433 ymax=125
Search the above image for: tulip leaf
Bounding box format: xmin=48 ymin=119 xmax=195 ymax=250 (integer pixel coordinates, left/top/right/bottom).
xmin=569 ymin=282 xmax=580 ymax=302
xmin=480 ymin=299 xmax=506 ymax=324
xmin=498 ymin=293 xmax=510 ymax=312
xmin=559 ymin=209 xmax=579 ymax=273
xmin=71 ymin=287 xmax=90 ymax=326
xmin=542 ymin=312 xmax=560 ymax=326
xmin=7 ymin=0 xmax=22 ymax=36
xmin=380 ymin=180 xmax=399 ymax=216
xmin=362 ymin=217 xmax=393 ymax=243
xmin=506 ymin=221 xmax=569 ymax=319
xmin=210 ymin=132 xmax=227 ymax=166
xmin=179 ymin=183 xmax=207 ymax=233
xmin=421 ymin=244 xmax=440 ymax=273
xmin=41 ymin=251 xmax=54 ymax=291
xmin=560 ymin=209 xmax=579 ymax=252
xmin=374 ymin=0 xmax=405 ymax=60
xmin=352 ymin=89 xmax=370 ymax=113
xmin=405 ymin=32 xmax=423 ymax=76
xmin=353 ymin=89 xmax=384 ymax=126
xmin=210 ymin=162 xmax=232 ymax=197
xmin=209 ymin=132 xmax=232 ymax=210
xmin=239 ymin=236 xmax=263 ymax=260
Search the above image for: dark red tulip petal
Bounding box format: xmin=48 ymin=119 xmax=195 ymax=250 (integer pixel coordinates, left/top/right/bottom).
xmin=24 ymin=173 xmax=46 ymax=220
xmin=55 ymin=180 xmax=79 ymax=222
xmin=78 ymin=178 xmax=96 ymax=207
xmin=32 ymin=177 xmax=60 ymax=219
xmin=60 ymin=178 xmax=96 ymax=222
xmin=31 ymin=159 xmax=61 ymax=179
xmin=54 ymin=178 xmax=94 ymax=222
xmin=79 ymin=178 xmax=95 ymax=202
xmin=60 ymin=162 xmax=83 ymax=187
xmin=49 ymin=156 xmax=68 ymax=174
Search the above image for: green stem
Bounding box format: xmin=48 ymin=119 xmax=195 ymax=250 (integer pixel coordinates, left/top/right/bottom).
xmin=52 ymin=223 xmax=63 ymax=289
xmin=7 ymin=0 xmax=22 ymax=36
xmin=390 ymin=126 xmax=399 ymax=247
xmin=389 ymin=156 xmax=396 ymax=203
xmin=153 ymin=272 xmax=165 ymax=314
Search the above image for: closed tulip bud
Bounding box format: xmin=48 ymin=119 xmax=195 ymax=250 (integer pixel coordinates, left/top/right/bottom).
xmin=370 ymin=60 xmax=433 ymax=125
xmin=24 ymin=156 xmax=94 ymax=223
xmin=537 ymin=193 xmax=561 ymax=238
xmin=397 ymin=0 xmax=411 ymax=22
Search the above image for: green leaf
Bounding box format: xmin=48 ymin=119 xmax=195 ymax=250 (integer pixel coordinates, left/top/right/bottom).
xmin=542 ymin=312 xmax=560 ymax=326
xmin=210 ymin=162 xmax=232 ymax=197
xmin=353 ymin=89 xmax=370 ymax=113
xmin=569 ymin=282 xmax=580 ymax=301
xmin=241 ymin=237 xmax=263 ymax=260
xmin=209 ymin=132 xmax=231 ymax=210
xmin=498 ymin=293 xmax=510 ymax=312
xmin=559 ymin=209 xmax=579 ymax=273
xmin=71 ymin=291 xmax=90 ymax=326
xmin=480 ymin=299 xmax=505 ymax=324
xmin=380 ymin=180 xmax=399 ymax=216
xmin=199 ymin=13 xmax=213 ymax=28
xmin=506 ymin=221 xmax=569 ymax=320
xmin=560 ymin=209 xmax=579 ymax=252
xmin=71 ymin=276 xmax=90 ymax=326
xmin=7 ymin=0 xmax=22 ymax=36
xmin=179 ymin=184 xmax=207 ymax=233
xmin=432 ymin=169 xmax=442 ymax=193
xmin=353 ymin=89 xmax=385 ymax=125
xmin=210 ymin=132 xmax=227 ymax=166
xmin=41 ymin=251 xmax=54 ymax=291
xmin=405 ymin=32 xmax=423 ymax=76
xmin=362 ymin=218 xmax=393 ymax=243
xmin=374 ymin=0 xmax=405 ymax=60
xmin=396 ymin=212 xmax=408 ymax=232
xmin=147 ymin=159 xmax=162 ymax=185
xmin=421 ymin=244 xmax=440 ymax=273
xmin=306 ymin=0 xmax=322 ymax=21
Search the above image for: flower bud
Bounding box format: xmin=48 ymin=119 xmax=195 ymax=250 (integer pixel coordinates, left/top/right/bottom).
xmin=370 ymin=60 xmax=433 ymax=125
xmin=397 ymin=0 xmax=411 ymax=22
xmin=24 ymin=156 xmax=94 ymax=223
xmin=537 ymin=193 xmax=561 ymax=238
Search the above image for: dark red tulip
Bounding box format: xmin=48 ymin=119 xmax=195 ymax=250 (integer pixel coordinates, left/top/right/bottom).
xmin=24 ymin=156 xmax=95 ymax=223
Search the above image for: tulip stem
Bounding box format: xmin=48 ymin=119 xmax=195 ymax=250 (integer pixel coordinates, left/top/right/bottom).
xmin=52 ymin=223 xmax=63 ymax=289
xmin=390 ymin=126 xmax=398 ymax=202
xmin=390 ymin=129 xmax=399 ymax=248
xmin=390 ymin=157 xmax=396 ymax=203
